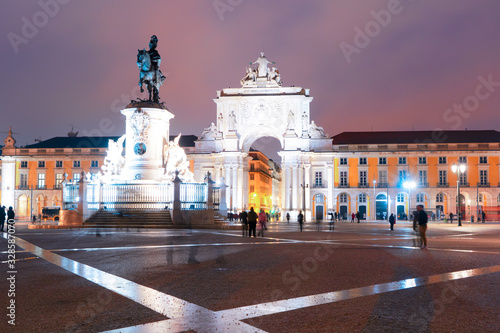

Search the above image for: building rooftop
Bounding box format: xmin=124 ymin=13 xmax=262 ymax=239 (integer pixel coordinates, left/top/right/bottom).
xmin=332 ymin=130 xmax=500 ymax=145
xmin=21 ymin=135 xmax=198 ymax=149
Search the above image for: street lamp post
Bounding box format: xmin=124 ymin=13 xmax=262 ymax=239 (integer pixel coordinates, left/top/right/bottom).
xmin=403 ymin=180 xmax=416 ymax=220
xmin=451 ymin=163 xmax=467 ymax=226
xmin=372 ymin=179 xmax=377 ymax=220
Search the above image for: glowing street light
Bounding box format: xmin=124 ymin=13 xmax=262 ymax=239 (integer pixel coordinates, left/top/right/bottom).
xmin=451 ymin=163 xmax=467 ymax=226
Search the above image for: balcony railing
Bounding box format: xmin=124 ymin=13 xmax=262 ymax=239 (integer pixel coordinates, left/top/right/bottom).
xmin=459 ymin=182 xmax=469 ymax=187
xmin=338 ymin=182 xmax=350 ymax=188
xmin=437 ymin=183 xmax=449 ymax=187
xmin=311 ymin=183 xmax=327 ymax=189
xmin=358 ymin=183 xmax=369 ymax=188
xmin=418 ymin=182 xmax=429 ymax=188
xmin=377 ymin=182 xmax=389 ymax=188
xmin=478 ymin=182 xmax=490 ymax=187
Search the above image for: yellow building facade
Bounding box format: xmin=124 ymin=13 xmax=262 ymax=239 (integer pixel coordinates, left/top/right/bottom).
xmin=332 ymin=131 xmax=500 ymax=221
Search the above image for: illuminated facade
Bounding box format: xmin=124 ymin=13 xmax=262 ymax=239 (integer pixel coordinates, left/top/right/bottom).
xmin=332 ymin=131 xmax=500 ymax=221
xmin=247 ymin=150 xmax=281 ymax=214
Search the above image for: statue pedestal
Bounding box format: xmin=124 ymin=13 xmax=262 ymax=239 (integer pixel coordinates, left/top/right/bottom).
xmin=120 ymin=102 xmax=173 ymax=182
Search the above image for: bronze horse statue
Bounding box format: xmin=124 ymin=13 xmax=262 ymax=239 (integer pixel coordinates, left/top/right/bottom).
xmin=136 ymin=49 xmax=164 ymax=102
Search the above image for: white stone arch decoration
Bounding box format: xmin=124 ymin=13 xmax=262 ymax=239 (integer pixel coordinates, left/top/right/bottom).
xmin=193 ymin=53 xmax=333 ymax=219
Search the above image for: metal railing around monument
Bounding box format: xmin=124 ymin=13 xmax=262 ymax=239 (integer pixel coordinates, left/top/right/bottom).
xmin=63 ymin=182 xmax=218 ymax=211
xmin=99 ymin=183 xmax=174 ymax=211
xmin=180 ymin=183 xmax=207 ymax=210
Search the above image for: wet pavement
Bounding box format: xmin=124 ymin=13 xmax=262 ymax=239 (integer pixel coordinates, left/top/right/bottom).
xmin=1 ymin=220 xmax=500 ymax=332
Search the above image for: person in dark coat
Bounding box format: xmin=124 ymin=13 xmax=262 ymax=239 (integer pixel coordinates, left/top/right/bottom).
xmin=241 ymin=210 xmax=248 ymax=236
xmin=389 ymin=213 xmax=396 ymax=230
xmin=298 ymin=210 xmax=304 ymax=232
xmin=247 ymin=207 xmax=258 ymax=238
xmin=7 ymin=207 xmax=15 ymax=224
xmin=0 ymin=206 xmax=6 ymax=231
xmin=417 ymin=205 xmax=428 ymax=249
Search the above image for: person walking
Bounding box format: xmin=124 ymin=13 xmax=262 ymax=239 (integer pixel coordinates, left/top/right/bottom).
xmin=449 ymin=212 xmax=453 ymax=224
xmin=482 ymin=210 xmax=486 ymax=223
xmin=416 ymin=204 xmax=428 ymax=249
xmin=257 ymin=209 xmax=267 ymax=237
xmin=389 ymin=213 xmax=396 ymax=231
xmin=286 ymin=213 xmax=290 ymax=224
xmin=329 ymin=212 xmax=335 ymax=231
xmin=356 ymin=211 xmax=361 ymax=223
xmin=298 ymin=210 xmax=304 ymax=232
xmin=351 ymin=212 xmax=355 ymax=223
xmin=247 ymin=207 xmax=258 ymax=238
xmin=241 ymin=210 xmax=248 ymax=237
xmin=0 ymin=206 xmax=6 ymax=232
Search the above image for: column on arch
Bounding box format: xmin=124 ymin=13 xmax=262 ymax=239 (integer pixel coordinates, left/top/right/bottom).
xmin=304 ymin=164 xmax=311 ymax=219
xmin=292 ymin=164 xmax=299 ymax=213
xmin=327 ymin=164 xmax=334 ymax=213
xmin=225 ymin=165 xmax=232 ymax=212
xmin=232 ymin=166 xmax=239 ymax=212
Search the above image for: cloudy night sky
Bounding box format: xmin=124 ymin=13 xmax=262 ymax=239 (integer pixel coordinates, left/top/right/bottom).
xmin=1 ymin=0 xmax=500 ymax=151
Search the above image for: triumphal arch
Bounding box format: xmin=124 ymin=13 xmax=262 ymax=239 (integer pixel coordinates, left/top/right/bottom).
xmin=193 ymin=53 xmax=334 ymax=220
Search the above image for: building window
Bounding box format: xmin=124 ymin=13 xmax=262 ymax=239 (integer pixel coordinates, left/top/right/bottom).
xmin=250 ymin=164 xmax=255 ymax=171
xmin=56 ymin=160 xmax=63 ymax=168
xmin=250 ymin=185 xmax=254 ymax=193
xmin=20 ymin=174 xmax=28 ymax=189
xmin=480 ymin=170 xmax=488 ymax=185
xmin=339 ymin=158 xmax=347 ymax=165
xmin=397 ymin=193 xmax=405 ymax=203
xmin=73 ymin=160 xmax=81 ymax=168
xmin=398 ymin=170 xmax=407 ymax=184
xmin=315 ymin=171 xmax=323 ymax=187
xmin=439 ymin=156 xmax=447 ymax=164
xmin=439 ymin=170 xmax=447 ymax=185
xmin=436 ymin=193 xmax=444 ymax=203
xmin=21 ymin=161 xmax=28 ymax=168
xmin=379 ymin=170 xmax=387 ymax=185
xmin=359 ymin=157 xmax=367 ymax=165
xmin=458 ymin=156 xmax=467 ymax=163
xmin=379 ymin=157 xmax=387 ymax=165
xmin=398 ymin=157 xmax=406 ymax=165
xmin=359 ymin=193 xmax=366 ymax=203
xmin=55 ymin=173 xmax=63 ymax=188
xmin=418 ymin=157 xmax=427 ymax=165
xmin=38 ymin=173 xmax=46 ymax=189
xmin=38 ymin=161 xmax=45 ymax=168
xmin=91 ymin=160 xmax=99 ymax=168
xmin=250 ymin=174 xmax=254 ymax=180
xmin=73 ymin=173 xmax=80 ymax=183
xmin=416 ymin=193 xmax=424 ymax=203
xmin=479 ymin=156 xmax=488 ymax=164
xmin=340 ymin=171 xmax=348 ymax=186
xmin=418 ymin=170 xmax=427 ymax=186
xmin=340 ymin=193 xmax=348 ymax=203
xmin=459 ymin=171 xmax=467 ymax=185
xmin=359 ymin=171 xmax=367 ymax=186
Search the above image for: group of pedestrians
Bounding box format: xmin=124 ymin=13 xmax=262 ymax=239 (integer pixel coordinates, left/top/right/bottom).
xmin=0 ymin=206 xmax=15 ymax=232
xmin=241 ymin=207 xmax=268 ymax=237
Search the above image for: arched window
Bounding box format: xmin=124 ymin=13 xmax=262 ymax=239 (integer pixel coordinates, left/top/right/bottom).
xmin=436 ymin=193 xmax=444 ymax=203
xmin=359 ymin=193 xmax=366 ymax=203
xmin=397 ymin=193 xmax=405 ymax=203
xmin=416 ymin=193 xmax=424 ymax=203
xmin=340 ymin=193 xmax=348 ymax=203
xmin=376 ymin=193 xmax=387 ymax=200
